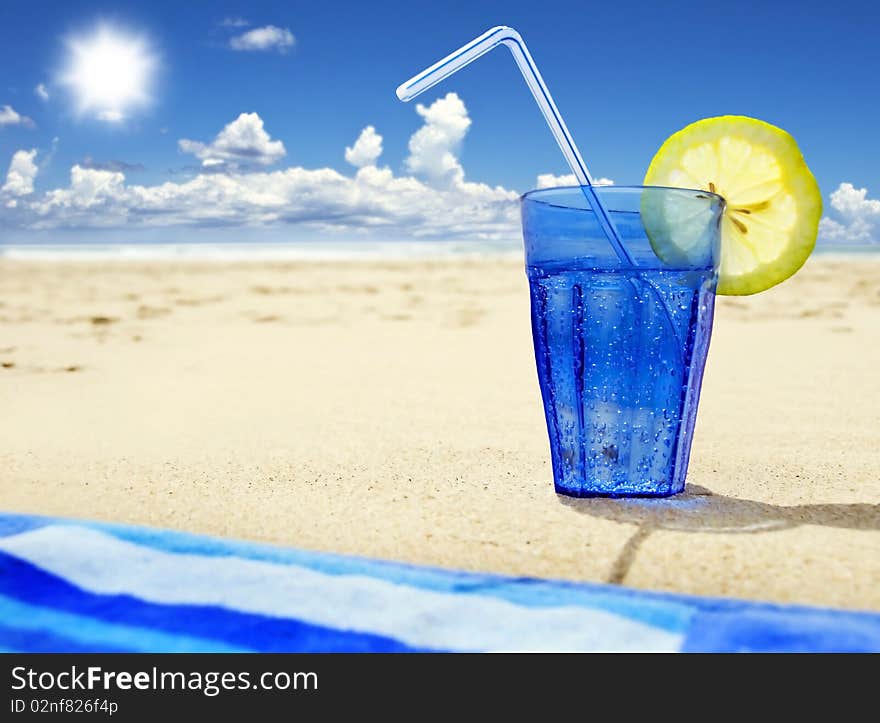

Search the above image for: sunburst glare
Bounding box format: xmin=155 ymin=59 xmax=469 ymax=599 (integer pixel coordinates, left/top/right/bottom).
xmin=59 ymin=23 xmax=157 ymax=123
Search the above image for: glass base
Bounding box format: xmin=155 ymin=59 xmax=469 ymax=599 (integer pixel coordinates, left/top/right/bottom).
xmin=554 ymin=479 xmax=685 ymax=499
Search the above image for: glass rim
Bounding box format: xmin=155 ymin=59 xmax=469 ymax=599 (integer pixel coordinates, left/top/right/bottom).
xmin=519 ymin=184 xmax=726 ymax=207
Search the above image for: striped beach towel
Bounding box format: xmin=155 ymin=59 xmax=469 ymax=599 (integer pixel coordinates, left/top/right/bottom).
xmin=1 ymin=512 xmax=878 ymax=653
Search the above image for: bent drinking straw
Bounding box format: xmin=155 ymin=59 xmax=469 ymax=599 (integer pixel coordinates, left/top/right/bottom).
xmin=396 ymin=25 xmax=635 ymax=266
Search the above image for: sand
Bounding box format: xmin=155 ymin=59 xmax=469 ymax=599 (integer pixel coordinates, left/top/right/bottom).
xmin=1 ymin=255 xmax=878 ymax=611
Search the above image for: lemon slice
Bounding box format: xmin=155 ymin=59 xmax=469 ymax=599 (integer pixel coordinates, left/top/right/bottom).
xmin=643 ymin=115 xmax=822 ymax=295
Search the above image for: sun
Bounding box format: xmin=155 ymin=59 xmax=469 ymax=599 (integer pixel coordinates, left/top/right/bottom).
xmin=60 ymin=24 xmax=157 ymax=123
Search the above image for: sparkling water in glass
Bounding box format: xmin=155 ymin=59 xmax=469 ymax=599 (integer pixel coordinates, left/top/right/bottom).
xmin=521 ymin=186 xmax=724 ymax=497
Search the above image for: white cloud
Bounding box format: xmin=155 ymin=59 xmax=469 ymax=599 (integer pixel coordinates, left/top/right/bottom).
xmin=35 ymin=84 xmax=50 ymax=102
xmin=535 ymin=173 xmax=614 ymax=189
xmin=23 ymin=162 xmax=518 ymax=239
xmin=818 ymin=182 xmax=880 ymax=244
xmin=345 ymin=126 xmax=383 ymax=168
xmin=2 ymin=149 xmax=39 ymax=196
xmin=229 ymin=26 xmax=295 ymax=53
xmin=536 ymin=173 xmax=575 ymax=189
xmin=405 ymin=93 xmax=471 ymax=186
xmin=0 ymin=105 xmax=35 ymax=129
xmin=178 ymin=112 xmax=286 ymax=169
xmin=829 ymin=182 xmax=880 ymax=217
xmin=2 ymin=96 xmax=523 ymax=242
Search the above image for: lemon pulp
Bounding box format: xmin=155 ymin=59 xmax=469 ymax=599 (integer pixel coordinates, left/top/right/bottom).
xmin=643 ymin=115 xmax=822 ymax=295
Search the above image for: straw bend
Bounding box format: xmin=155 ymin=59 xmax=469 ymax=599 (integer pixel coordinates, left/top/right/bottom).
xmin=395 ymin=25 xmax=634 ymax=266
xmin=395 ymin=27 xmax=592 ymax=184
xmin=397 ymin=27 xmax=520 ymax=100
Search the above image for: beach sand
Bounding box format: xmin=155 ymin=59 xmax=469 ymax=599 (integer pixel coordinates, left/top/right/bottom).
xmin=1 ymin=255 xmax=878 ymax=611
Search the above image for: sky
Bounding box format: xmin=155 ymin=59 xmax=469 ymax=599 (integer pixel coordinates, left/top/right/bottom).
xmin=0 ymin=0 xmax=878 ymax=245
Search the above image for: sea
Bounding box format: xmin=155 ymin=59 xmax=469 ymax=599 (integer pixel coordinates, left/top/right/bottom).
xmin=0 ymin=240 xmax=524 ymax=261
xmin=0 ymin=240 xmax=876 ymax=261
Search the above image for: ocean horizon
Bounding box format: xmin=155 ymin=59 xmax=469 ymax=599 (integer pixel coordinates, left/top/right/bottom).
xmin=0 ymin=239 xmax=877 ymax=261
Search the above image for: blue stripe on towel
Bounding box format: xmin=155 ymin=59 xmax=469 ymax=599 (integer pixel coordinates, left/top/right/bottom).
xmin=0 ymin=513 xmax=878 ymax=652
xmin=0 ymin=552 xmax=425 ymax=653
xmin=0 ymin=623 xmax=132 ymax=654
xmin=0 ymin=514 xmax=49 ymax=539
xmin=683 ymin=607 xmax=880 ymax=653
xmin=0 ymin=594 xmax=248 ymax=653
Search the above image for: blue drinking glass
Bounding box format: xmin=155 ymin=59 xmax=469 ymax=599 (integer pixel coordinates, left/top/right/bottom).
xmin=521 ymin=186 xmax=724 ymax=497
